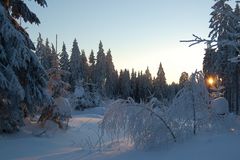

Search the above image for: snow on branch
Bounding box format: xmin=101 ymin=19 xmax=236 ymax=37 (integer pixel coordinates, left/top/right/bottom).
xmin=100 ymin=98 xmax=176 ymax=149
xmin=180 ymin=34 xmax=217 ymax=47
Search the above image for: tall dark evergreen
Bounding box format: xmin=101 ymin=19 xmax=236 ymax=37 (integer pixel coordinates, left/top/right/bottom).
xmin=141 ymin=67 xmax=153 ymax=100
xmin=59 ymin=43 xmax=70 ymax=82
xmin=89 ymin=50 xmax=96 ymax=83
xmin=130 ymin=69 xmax=138 ymax=100
xmin=203 ymin=45 xmax=217 ymax=77
xmin=80 ymin=49 xmax=89 ymax=81
xmin=118 ymin=69 xmax=131 ymax=99
xmin=36 ymin=33 xmax=45 ymax=62
xmin=0 ymin=0 xmax=49 ymax=133
xmin=153 ymin=63 xmax=167 ymax=100
xmin=41 ymin=38 xmax=52 ymax=70
xmin=59 ymin=43 xmax=69 ymax=71
xmin=105 ymin=49 xmax=118 ymax=98
xmin=95 ymin=41 xmax=107 ymax=94
xmin=69 ymin=39 xmax=82 ymax=87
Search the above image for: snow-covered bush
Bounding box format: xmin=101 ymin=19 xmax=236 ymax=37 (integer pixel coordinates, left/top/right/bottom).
xmin=70 ymin=83 xmax=101 ymax=110
xmin=210 ymin=97 xmax=229 ymax=115
xmin=207 ymin=97 xmax=240 ymax=133
xmin=167 ymin=71 xmax=210 ymax=137
xmin=100 ymin=97 xmax=176 ymax=149
xmin=38 ymin=97 xmax=71 ymax=129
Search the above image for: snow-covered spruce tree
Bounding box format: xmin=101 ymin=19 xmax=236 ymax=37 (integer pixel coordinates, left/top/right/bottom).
xmin=168 ymin=71 xmax=209 ymax=137
xmin=0 ymin=0 xmax=49 ymax=133
xmin=38 ymin=45 xmax=71 ymax=129
xmin=69 ymin=39 xmax=82 ymax=88
xmin=59 ymin=42 xmax=70 ymax=82
xmin=100 ymin=97 xmax=176 ymax=149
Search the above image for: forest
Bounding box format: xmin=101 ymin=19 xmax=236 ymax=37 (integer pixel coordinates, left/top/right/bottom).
xmin=0 ymin=0 xmax=240 ymax=160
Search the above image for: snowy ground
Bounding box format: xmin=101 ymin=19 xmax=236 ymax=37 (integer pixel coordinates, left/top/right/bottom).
xmin=0 ymin=107 xmax=240 ymax=160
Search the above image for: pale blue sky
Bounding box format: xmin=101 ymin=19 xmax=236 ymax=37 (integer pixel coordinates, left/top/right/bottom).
xmin=24 ymin=0 xmax=237 ymax=83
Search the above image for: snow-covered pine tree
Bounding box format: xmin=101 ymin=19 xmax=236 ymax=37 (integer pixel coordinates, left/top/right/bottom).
xmin=153 ymin=63 xmax=167 ymax=100
xmin=0 ymin=0 xmax=49 ymax=133
xmin=69 ymin=39 xmax=82 ymax=88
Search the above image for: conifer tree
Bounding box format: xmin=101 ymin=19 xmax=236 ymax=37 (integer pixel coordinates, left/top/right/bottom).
xmin=137 ymin=71 xmax=144 ymax=101
xmin=130 ymin=69 xmax=138 ymax=100
xmin=105 ymin=49 xmax=118 ymax=98
xmin=89 ymin=50 xmax=96 ymax=84
xmin=0 ymin=0 xmax=49 ymax=133
xmin=118 ymin=69 xmax=131 ymax=98
xmin=208 ymin=0 xmax=238 ymax=112
xmin=36 ymin=33 xmax=45 ymax=62
xmin=69 ymin=39 xmax=82 ymax=87
xmin=59 ymin=43 xmax=70 ymax=82
xmin=41 ymin=38 xmax=52 ymax=70
xmin=141 ymin=67 xmax=153 ymax=100
xmin=95 ymin=41 xmax=107 ymax=94
xmin=80 ymin=49 xmax=89 ymax=81
xmin=153 ymin=63 xmax=167 ymax=100
xmin=59 ymin=43 xmax=69 ymax=71
xmin=203 ymin=46 xmax=217 ymax=77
